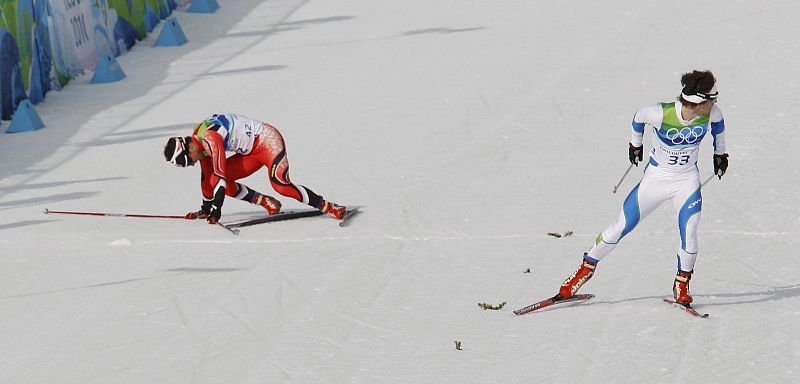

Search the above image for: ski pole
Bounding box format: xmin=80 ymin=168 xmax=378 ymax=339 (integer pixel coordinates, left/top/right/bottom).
xmin=44 ymin=208 xmax=187 ymax=219
xmin=612 ymin=164 xmax=634 ymax=194
xmin=700 ymin=174 xmax=715 ymax=188
xmin=45 ymin=208 xmax=240 ymax=236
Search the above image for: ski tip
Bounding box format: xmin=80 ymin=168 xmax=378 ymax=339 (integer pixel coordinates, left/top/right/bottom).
xmin=664 ymin=298 xmax=710 ymax=318
xmin=338 ymin=207 xmax=361 ymax=227
xmin=569 ymin=293 xmax=595 ymax=300
xmin=43 ymin=208 xmax=49 ymax=214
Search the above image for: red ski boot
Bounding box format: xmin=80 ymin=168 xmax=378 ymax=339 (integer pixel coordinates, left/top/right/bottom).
xmin=252 ymin=193 xmax=281 ymax=216
xmin=320 ymin=200 xmax=346 ymax=220
xmin=559 ymin=256 xmax=598 ymax=299
xmin=673 ymin=271 xmax=693 ymax=305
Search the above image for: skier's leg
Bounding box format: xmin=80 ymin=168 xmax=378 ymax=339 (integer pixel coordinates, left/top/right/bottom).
xmin=668 ymin=174 xmax=701 ymax=304
xmin=672 ymin=184 xmax=701 ymax=304
xmin=270 ymin=152 xmax=346 ymax=219
xmin=225 ymin=152 xmax=282 ymax=214
xmin=259 ymin=123 xmax=345 ymax=218
xmin=560 ymin=172 xmax=667 ymax=298
xmin=585 ymin=173 xmax=667 ymax=262
xmin=268 ymin=148 xmax=323 ymax=207
xmin=673 ymin=178 xmax=702 ymax=273
xmin=253 ymin=123 xmax=318 ymax=205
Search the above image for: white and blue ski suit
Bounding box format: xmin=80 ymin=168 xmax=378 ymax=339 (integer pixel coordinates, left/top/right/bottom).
xmin=585 ymin=101 xmax=727 ymax=273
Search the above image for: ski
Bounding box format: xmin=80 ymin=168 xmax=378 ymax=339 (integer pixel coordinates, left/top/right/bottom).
xmin=216 ymin=222 xmax=240 ymax=235
xmin=514 ymin=293 xmax=595 ymax=316
xmin=224 ymin=209 xmax=324 ymax=229
xmin=338 ymin=207 xmax=361 ymax=227
xmin=663 ymin=298 xmax=709 ymax=318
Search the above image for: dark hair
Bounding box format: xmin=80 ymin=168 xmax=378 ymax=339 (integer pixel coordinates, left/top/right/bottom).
xmin=163 ymin=136 xmax=194 ymax=161
xmin=678 ymin=70 xmax=716 ymax=106
xmin=163 ymin=137 xmax=177 ymax=161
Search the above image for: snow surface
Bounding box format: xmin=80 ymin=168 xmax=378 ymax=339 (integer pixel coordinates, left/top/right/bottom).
xmin=2 ymin=0 xmax=799 ymax=383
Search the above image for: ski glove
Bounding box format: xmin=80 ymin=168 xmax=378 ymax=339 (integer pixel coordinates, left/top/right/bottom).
xmin=185 ymin=210 xmax=210 ymax=220
xmin=713 ymin=153 xmax=729 ymax=179
xmin=186 ymin=200 xmax=212 ymax=219
xmin=629 ymin=143 xmax=643 ymax=166
xmin=207 ymin=183 xmax=226 ymax=224
xmin=207 ymin=206 xmax=221 ymax=224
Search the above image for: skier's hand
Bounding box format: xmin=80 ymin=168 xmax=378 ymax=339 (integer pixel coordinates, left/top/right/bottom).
xmin=206 ymin=180 xmax=226 ymax=224
xmin=186 ymin=199 xmax=213 ymax=219
xmin=185 ymin=210 xmax=210 ymax=220
xmin=713 ymin=153 xmax=729 ymax=179
xmin=207 ymin=205 xmax=222 ymax=224
xmin=629 ymin=143 xmax=643 ymax=166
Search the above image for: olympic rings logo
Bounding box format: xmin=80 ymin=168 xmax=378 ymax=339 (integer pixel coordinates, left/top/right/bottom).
xmin=663 ymin=125 xmax=706 ymax=145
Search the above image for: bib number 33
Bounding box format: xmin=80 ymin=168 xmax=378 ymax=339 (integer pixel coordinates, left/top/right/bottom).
xmin=668 ymin=155 xmax=690 ymax=165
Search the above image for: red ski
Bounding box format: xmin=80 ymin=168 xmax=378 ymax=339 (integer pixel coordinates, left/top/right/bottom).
xmin=514 ymin=293 xmax=595 ymax=316
xmin=663 ymin=298 xmax=709 ymax=318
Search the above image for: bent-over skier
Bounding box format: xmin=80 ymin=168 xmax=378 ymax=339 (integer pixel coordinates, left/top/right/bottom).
xmin=164 ymin=113 xmax=346 ymax=224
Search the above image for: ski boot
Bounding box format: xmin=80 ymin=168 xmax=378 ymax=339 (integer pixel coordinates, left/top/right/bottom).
xmin=558 ymin=255 xmax=598 ymax=299
xmin=673 ymin=271 xmax=693 ymax=305
xmin=320 ymin=200 xmax=346 ymax=220
xmin=252 ymin=193 xmax=281 ymax=216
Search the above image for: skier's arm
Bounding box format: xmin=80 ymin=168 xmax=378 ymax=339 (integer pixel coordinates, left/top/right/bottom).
xmin=185 ymin=158 xmax=215 ymax=219
xmin=630 ymin=104 xmax=663 ymax=147
xmin=629 ymin=105 xmax=662 ymax=165
xmin=201 ymin=131 xmax=228 ymax=223
xmin=710 ymin=106 xmax=728 ymax=178
xmin=710 ymin=106 xmax=726 ymax=155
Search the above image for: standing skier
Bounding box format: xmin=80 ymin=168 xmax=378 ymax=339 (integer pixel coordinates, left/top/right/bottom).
xmin=163 ymin=113 xmax=346 ymax=224
xmin=558 ymin=70 xmax=729 ymax=306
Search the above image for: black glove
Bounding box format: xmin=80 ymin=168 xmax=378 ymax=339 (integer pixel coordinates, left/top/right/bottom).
xmin=207 ymin=182 xmax=226 ymax=224
xmin=713 ymin=153 xmax=729 ymax=179
xmin=629 ymin=143 xmax=643 ymax=166
xmin=201 ymin=199 xmax=212 ymax=213
xmin=207 ymin=205 xmax=221 ymax=224
xmin=185 ymin=200 xmax=212 ymax=219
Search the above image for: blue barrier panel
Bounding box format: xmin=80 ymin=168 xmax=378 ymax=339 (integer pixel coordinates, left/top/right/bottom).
xmin=6 ymin=99 xmax=45 ymax=133
xmin=154 ymin=18 xmax=188 ymax=47
xmin=187 ymin=0 xmax=220 ymax=13
xmin=27 ymin=2 xmax=53 ymax=105
xmin=144 ymin=2 xmax=161 ymax=32
xmin=91 ymin=52 xmax=127 ymax=84
xmin=0 ymin=28 xmax=27 ymax=120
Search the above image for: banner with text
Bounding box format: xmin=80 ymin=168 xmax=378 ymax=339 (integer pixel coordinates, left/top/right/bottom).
xmin=0 ymin=0 xmax=185 ymax=120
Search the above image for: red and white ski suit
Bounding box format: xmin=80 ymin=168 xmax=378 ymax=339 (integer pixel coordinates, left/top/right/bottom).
xmin=192 ymin=114 xmax=323 ymax=209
